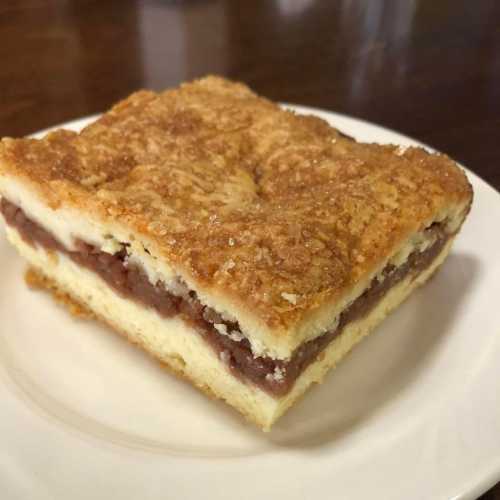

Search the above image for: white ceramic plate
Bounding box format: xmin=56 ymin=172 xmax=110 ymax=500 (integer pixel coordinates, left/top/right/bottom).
xmin=1 ymin=107 xmax=499 ymax=500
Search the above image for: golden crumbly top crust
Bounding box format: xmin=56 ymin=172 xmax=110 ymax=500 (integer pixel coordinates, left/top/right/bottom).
xmin=0 ymin=76 xmax=472 ymax=331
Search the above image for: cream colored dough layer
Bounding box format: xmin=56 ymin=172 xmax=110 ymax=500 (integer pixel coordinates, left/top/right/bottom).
xmin=4 ymin=227 xmax=454 ymax=430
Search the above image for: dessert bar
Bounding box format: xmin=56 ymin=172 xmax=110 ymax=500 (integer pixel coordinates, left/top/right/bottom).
xmin=0 ymin=77 xmax=472 ymax=429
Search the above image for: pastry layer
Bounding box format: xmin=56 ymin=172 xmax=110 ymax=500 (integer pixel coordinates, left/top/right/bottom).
xmin=0 ymin=76 xmax=473 ymax=360
xmin=0 ymin=174 xmax=469 ymax=364
xmin=4 ymin=225 xmax=454 ymax=430
xmin=2 ymin=198 xmax=452 ymax=397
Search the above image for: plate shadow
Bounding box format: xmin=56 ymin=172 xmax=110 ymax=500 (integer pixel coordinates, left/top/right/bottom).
xmin=266 ymin=253 xmax=480 ymax=448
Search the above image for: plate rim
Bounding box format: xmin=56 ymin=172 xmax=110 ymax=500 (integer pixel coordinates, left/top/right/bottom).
xmin=3 ymin=105 xmax=500 ymax=500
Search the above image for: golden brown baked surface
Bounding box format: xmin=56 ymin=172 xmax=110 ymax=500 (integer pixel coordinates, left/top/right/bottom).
xmin=0 ymin=76 xmax=473 ymax=331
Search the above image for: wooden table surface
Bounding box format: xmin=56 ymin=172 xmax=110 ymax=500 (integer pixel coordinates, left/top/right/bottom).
xmin=0 ymin=1 xmax=498 ymax=498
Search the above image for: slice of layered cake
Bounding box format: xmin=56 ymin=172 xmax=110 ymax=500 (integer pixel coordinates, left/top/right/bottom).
xmin=0 ymin=76 xmax=472 ymax=429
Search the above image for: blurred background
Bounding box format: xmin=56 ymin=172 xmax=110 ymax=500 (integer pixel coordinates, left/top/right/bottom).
xmin=0 ymin=0 xmax=500 ymax=193
xmin=1 ymin=0 xmax=499 ymax=193
xmin=0 ymin=1 xmax=498 ymax=497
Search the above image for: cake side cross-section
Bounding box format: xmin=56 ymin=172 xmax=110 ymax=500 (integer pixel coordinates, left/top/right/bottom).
xmin=0 ymin=76 xmax=473 ymax=429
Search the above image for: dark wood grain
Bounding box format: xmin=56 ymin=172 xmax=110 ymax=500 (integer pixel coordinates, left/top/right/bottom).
xmin=0 ymin=1 xmax=498 ymax=497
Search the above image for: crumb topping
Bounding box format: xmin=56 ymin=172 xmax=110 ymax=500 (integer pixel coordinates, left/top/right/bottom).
xmin=394 ymin=144 xmax=410 ymax=156
xmin=0 ymin=76 xmax=473 ymax=333
xmin=281 ymin=292 xmax=298 ymax=305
